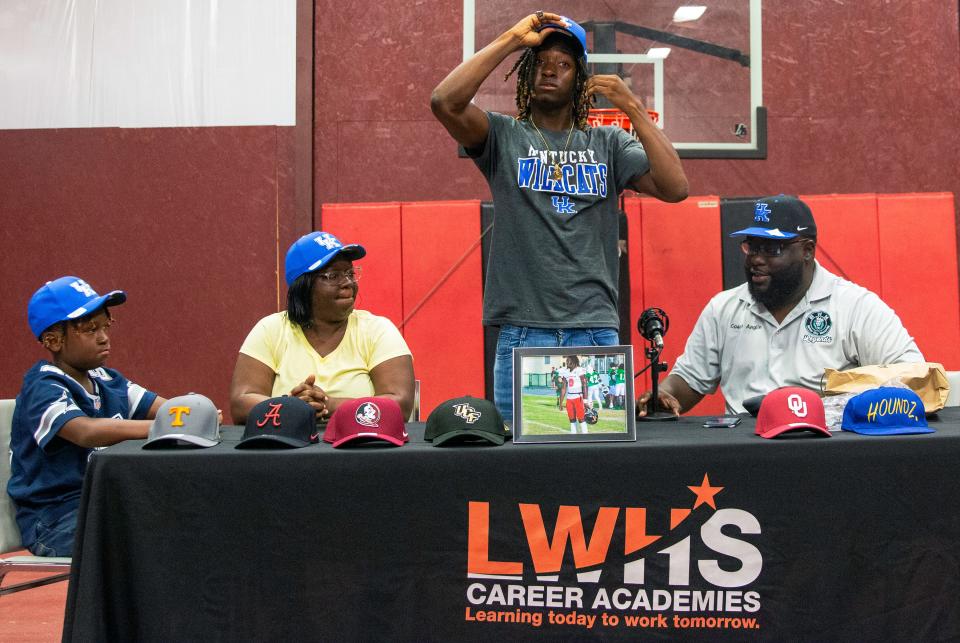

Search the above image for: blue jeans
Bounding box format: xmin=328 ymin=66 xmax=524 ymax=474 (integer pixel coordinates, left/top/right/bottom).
xmin=24 ymin=502 xmax=78 ymax=557
xmin=494 ymin=325 xmax=620 ymax=424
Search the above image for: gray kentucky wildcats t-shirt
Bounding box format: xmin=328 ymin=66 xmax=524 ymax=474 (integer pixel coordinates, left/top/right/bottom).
xmin=471 ymin=111 xmax=649 ymax=329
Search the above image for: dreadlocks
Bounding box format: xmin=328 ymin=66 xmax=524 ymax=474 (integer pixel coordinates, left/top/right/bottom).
xmin=504 ymin=45 xmax=591 ymax=130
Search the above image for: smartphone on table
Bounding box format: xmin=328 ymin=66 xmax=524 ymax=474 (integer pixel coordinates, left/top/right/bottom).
xmin=702 ymin=416 xmax=742 ymax=428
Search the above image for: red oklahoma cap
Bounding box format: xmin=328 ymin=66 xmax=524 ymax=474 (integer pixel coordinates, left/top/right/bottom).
xmin=755 ymin=387 xmax=831 ymax=439
xmin=324 ymin=397 xmax=408 ymax=448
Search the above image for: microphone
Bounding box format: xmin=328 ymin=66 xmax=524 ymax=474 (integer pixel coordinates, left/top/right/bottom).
xmin=638 ymin=308 xmax=669 ymax=349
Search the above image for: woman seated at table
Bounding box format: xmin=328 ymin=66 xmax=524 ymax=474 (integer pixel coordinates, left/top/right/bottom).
xmin=230 ymin=231 xmax=415 ymax=424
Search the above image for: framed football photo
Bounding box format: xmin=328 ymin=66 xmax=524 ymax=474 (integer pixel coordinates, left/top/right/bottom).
xmin=512 ymin=345 xmax=637 ymax=444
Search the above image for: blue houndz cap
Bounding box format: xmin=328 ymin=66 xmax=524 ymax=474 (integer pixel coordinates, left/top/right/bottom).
xmin=284 ymin=231 xmax=366 ymax=286
xmin=28 ymin=276 xmax=126 ymax=339
xmin=730 ymin=195 xmax=817 ymax=240
xmin=841 ymin=387 xmax=934 ymax=436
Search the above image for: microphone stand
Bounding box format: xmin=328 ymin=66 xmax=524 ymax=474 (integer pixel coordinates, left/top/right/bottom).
xmin=637 ymin=341 xmax=678 ymax=422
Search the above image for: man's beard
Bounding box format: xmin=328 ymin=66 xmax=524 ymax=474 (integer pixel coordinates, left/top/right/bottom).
xmin=746 ymin=261 xmax=805 ymax=311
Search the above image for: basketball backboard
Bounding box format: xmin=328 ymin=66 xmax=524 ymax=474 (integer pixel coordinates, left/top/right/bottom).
xmin=464 ymin=0 xmax=764 ymax=158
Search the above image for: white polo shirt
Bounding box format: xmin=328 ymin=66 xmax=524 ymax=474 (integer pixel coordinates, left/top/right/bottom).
xmin=671 ymin=263 xmax=924 ymax=414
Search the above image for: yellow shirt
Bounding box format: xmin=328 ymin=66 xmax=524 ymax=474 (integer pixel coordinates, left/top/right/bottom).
xmin=239 ymin=310 xmax=411 ymax=399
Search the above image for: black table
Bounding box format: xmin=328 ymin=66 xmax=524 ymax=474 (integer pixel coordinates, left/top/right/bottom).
xmin=62 ymin=411 xmax=960 ymax=641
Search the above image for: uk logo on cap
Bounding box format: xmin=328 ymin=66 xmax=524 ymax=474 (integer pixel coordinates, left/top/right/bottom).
xmin=754 ymin=202 xmax=771 ymax=222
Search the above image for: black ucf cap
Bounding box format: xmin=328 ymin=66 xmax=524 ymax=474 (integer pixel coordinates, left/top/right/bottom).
xmin=425 ymin=396 xmax=509 ymax=446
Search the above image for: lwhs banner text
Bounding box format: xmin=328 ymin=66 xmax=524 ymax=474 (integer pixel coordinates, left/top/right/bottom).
xmin=462 ymin=474 xmax=765 ymax=632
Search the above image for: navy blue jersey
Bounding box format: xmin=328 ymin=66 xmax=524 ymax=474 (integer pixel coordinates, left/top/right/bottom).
xmin=7 ymin=361 xmax=156 ymax=538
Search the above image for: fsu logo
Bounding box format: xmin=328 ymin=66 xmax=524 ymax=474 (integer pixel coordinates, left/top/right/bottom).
xmin=356 ymin=402 xmax=381 ymax=427
xmin=804 ymin=310 xmax=832 ymax=336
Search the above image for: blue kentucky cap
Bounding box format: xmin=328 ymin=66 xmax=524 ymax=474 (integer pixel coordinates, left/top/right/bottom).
xmin=730 ymin=195 xmax=817 ymax=240
xmin=541 ymin=16 xmax=588 ymax=62
xmin=841 ymin=387 xmax=934 ymax=436
xmin=27 ymin=276 xmax=126 ymax=339
xmin=284 ymin=231 xmax=366 ymax=287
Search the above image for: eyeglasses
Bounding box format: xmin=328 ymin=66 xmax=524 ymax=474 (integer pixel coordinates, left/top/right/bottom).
xmin=315 ymin=266 xmax=361 ymax=286
xmin=70 ymin=318 xmax=115 ymax=337
xmin=740 ymin=239 xmax=802 ymax=257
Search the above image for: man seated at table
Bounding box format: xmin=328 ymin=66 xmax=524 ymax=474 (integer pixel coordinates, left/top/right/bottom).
xmin=637 ymin=195 xmax=924 ymax=416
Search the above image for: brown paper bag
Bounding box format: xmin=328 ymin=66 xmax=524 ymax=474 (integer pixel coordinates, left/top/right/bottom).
xmin=822 ymin=362 xmax=950 ymax=412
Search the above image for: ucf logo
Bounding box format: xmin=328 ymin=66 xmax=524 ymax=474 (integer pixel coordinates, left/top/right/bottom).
xmin=453 ymin=403 xmax=481 ymax=424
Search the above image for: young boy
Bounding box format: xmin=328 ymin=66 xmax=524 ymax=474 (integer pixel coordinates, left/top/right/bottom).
xmin=7 ymin=276 xmax=164 ymax=557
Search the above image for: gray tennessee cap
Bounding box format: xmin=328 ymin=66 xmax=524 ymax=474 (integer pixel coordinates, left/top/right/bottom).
xmin=143 ymin=393 xmax=221 ymax=449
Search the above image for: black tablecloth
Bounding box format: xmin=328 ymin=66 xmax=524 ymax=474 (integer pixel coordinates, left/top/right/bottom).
xmin=62 ymin=411 xmax=960 ymax=641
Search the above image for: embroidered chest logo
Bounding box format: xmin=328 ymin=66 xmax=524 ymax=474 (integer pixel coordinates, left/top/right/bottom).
xmin=804 ymin=311 xmax=832 ymax=336
xmin=356 ymin=402 xmax=381 ymax=427
xmin=453 ymin=403 xmax=481 ymax=424
xmin=753 ymin=203 xmax=771 ymax=222
xmin=802 ymin=310 xmax=834 ymax=344
xmin=552 ymin=196 xmax=576 ymax=214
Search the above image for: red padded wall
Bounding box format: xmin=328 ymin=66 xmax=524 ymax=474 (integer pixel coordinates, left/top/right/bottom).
xmin=801 ymin=194 xmax=882 ymax=294
xmin=625 ymin=196 xmax=726 ymax=415
xmin=877 ymin=193 xmax=960 ymax=368
xmin=400 ymin=201 xmax=484 ymax=417
xmin=321 ymin=203 xmax=403 ymax=326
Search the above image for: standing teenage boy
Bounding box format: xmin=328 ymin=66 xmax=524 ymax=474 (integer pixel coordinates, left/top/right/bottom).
xmin=7 ymin=276 xmax=164 ymax=556
xmin=431 ymin=11 xmax=688 ymax=424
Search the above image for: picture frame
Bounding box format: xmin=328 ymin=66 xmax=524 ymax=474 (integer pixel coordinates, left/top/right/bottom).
xmin=512 ymin=345 xmax=637 ymax=444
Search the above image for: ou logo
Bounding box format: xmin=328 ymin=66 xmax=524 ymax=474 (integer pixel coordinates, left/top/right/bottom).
xmin=787 ymin=394 xmax=808 ymax=417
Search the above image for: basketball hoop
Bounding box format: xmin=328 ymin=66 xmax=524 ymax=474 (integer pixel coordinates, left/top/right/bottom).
xmin=587 ymin=108 xmax=660 ymax=136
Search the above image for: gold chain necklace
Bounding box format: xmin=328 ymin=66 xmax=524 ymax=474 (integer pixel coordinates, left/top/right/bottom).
xmin=530 ymin=118 xmax=575 ymax=182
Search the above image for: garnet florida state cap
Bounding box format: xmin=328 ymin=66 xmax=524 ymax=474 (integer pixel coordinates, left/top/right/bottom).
xmin=324 ymin=398 xmax=408 ymax=448
xmin=236 ymin=396 xmax=318 ymax=448
xmin=755 ymin=387 xmax=831 ymax=439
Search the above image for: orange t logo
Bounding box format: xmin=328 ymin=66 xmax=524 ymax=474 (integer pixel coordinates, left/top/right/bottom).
xmin=257 ymin=403 xmax=283 ymax=428
xmin=168 ymin=406 xmax=191 ymax=427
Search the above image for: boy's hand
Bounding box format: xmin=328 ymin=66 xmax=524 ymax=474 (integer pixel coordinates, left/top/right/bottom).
xmin=586 ymin=75 xmax=651 ymax=119
xmin=508 ymin=12 xmax=566 ymax=49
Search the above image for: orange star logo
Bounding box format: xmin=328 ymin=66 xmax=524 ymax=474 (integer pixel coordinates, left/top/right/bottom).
xmin=688 ymin=473 xmax=724 ymax=510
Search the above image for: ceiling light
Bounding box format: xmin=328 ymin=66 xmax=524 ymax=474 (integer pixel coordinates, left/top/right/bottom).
xmin=673 ymin=6 xmax=707 ymax=22
xmin=646 ymin=48 xmax=671 ymax=59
